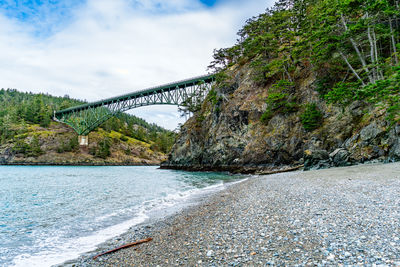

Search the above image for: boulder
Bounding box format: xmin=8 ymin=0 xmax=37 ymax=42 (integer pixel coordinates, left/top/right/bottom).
xmin=389 ymin=141 xmax=400 ymax=161
xmin=304 ymin=149 xmax=330 ymax=170
xmin=349 ymin=101 xmax=365 ymax=117
xmin=329 ymin=148 xmax=349 ymax=167
xmin=359 ymin=122 xmax=384 ymax=142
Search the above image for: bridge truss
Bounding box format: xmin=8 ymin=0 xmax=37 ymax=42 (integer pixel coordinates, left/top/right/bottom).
xmin=54 ymin=74 xmax=215 ymax=136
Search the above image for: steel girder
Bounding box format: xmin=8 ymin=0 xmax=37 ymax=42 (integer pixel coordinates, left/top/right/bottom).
xmin=54 ymin=75 xmax=215 ymax=135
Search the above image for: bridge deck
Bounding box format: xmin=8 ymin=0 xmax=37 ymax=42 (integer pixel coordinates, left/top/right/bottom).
xmin=56 ymin=74 xmax=215 ymax=116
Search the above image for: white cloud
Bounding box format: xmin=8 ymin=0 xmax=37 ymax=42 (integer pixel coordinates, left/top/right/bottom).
xmin=0 ymin=0 xmax=273 ymax=130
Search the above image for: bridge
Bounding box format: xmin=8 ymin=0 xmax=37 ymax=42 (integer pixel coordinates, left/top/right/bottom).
xmin=54 ymin=74 xmax=215 ymax=145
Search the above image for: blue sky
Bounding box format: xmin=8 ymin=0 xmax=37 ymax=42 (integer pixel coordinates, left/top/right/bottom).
xmin=0 ymin=0 xmax=271 ymax=129
xmin=200 ymin=0 xmax=217 ymax=6
xmin=0 ymin=0 xmax=84 ymax=36
xmin=0 ymin=0 xmax=218 ymax=37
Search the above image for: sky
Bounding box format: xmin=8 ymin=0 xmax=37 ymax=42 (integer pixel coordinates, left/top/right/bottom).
xmin=0 ymin=0 xmax=273 ymax=130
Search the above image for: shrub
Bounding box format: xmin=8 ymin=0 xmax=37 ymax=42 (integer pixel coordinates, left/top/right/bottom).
xmin=324 ymin=82 xmax=359 ymax=106
xmin=120 ymin=135 xmax=129 ymax=142
xmin=57 ymin=137 xmax=79 ymax=153
xmin=26 ymin=136 xmax=43 ymax=157
xmin=96 ymin=138 xmax=111 ymax=159
xmin=13 ymin=140 xmax=30 ymax=154
xmin=88 ymin=138 xmax=111 ymax=159
xmin=260 ymin=110 xmax=274 ymax=123
xmin=260 ymin=80 xmax=299 ymax=124
xmin=207 ymin=89 xmax=218 ymax=105
xmin=300 ymin=103 xmax=323 ymax=131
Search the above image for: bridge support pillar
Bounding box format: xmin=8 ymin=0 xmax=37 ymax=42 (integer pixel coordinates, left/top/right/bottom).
xmin=78 ymin=135 xmax=89 ymax=146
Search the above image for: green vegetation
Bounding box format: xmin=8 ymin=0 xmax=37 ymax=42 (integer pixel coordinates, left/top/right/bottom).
xmin=89 ymin=137 xmax=111 ymax=159
xmin=150 ymin=131 xmax=176 ymax=154
xmin=12 ymin=136 xmax=43 ymax=157
xmin=261 ymin=80 xmax=298 ymax=123
xmin=207 ymin=89 xmax=218 ymax=106
xmin=300 ymin=103 xmax=323 ymax=131
xmin=357 ymin=68 xmax=400 ymax=123
xmin=57 ymin=138 xmax=79 ymax=153
xmin=178 ymin=81 xmax=209 ymax=115
xmin=208 ymin=0 xmax=400 ymax=127
xmin=0 ymin=89 xmax=81 ymax=144
xmin=0 ymin=89 xmax=176 ymax=158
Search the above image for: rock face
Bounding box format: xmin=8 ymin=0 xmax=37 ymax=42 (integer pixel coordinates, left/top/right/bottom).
xmin=163 ymin=66 xmax=400 ymax=172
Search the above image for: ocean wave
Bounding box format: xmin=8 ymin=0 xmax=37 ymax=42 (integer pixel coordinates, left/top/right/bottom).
xmin=10 ymin=176 xmax=245 ymax=267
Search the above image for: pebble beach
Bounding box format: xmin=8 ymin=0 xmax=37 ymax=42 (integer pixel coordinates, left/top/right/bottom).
xmin=68 ymin=162 xmax=400 ymax=266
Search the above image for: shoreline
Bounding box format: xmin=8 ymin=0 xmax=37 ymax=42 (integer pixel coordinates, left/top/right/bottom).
xmin=0 ymin=162 xmax=160 ymax=166
xmin=61 ymin=176 xmax=249 ymax=266
xmin=65 ymin=161 xmax=400 ymax=266
xmin=160 ymin=164 xmax=304 ymax=174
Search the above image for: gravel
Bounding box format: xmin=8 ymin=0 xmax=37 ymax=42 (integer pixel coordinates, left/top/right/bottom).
xmin=66 ymin=162 xmax=400 ymax=266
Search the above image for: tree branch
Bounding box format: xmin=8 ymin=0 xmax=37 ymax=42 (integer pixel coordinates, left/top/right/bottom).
xmin=341 ymin=14 xmax=373 ymax=83
xmin=339 ymin=51 xmax=366 ymax=86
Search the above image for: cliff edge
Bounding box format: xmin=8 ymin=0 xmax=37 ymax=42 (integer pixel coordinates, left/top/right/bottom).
xmin=162 ymin=65 xmax=400 ymax=172
xmin=162 ymin=1 xmax=400 ymax=173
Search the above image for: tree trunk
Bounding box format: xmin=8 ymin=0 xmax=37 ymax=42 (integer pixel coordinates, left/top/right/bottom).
xmin=283 ymin=63 xmax=293 ymax=83
xmin=389 ymin=16 xmax=399 ymax=65
xmin=396 ymin=1 xmax=400 ymax=44
xmin=372 ymin=28 xmax=383 ymax=80
xmin=367 ymin=24 xmax=377 ymax=82
xmin=341 ymin=14 xmax=373 ymax=83
xmin=339 ymin=51 xmax=366 ymax=86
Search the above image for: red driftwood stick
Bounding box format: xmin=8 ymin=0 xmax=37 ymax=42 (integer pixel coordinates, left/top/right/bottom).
xmin=93 ymin=237 xmax=153 ymax=260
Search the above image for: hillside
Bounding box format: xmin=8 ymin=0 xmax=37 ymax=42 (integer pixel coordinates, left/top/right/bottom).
xmin=162 ymin=0 xmax=400 ymax=172
xmin=0 ymin=89 xmax=175 ymax=165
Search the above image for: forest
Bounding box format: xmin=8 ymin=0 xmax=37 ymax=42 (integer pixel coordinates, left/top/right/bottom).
xmin=0 ymin=89 xmax=175 ymax=156
xmin=209 ymin=0 xmax=400 ymax=127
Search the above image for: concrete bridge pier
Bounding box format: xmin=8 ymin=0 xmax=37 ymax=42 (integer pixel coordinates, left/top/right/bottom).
xmin=78 ymin=135 xmax=89 ymax=146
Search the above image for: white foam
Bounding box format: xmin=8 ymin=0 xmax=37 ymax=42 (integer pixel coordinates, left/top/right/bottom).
xmin=94 ymin=211 xmax=119 ymax=222
xmin=11 ymin=178 xmax=245 ymax=267
xmin=141 ymin=182 xmax=226 ymax=213
xmin=11 ymin=213 xmax=148 ymax=267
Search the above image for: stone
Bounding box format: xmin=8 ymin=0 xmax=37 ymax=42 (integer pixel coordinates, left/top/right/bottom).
xmin=349 ymin=101 xmax=364 ymax=117
xmin=329 ymin=148 xmax=349 ymax=167
xmin=327 ymin=254 xmax=335 ymax=261
xmin=304 ymin=149 xmax=330 ymax=170
xmin=359 ymin=122 xmax=384 ymax=142
xmin=207 ymin=250 xmax=214 ymax=257
xmin=344 ymin=133 xmax=360 ymax=149
xmin=164 ymin=62 xmax=399 ymax=171
xmin=389 ymin=141 xmax=400 ymax=161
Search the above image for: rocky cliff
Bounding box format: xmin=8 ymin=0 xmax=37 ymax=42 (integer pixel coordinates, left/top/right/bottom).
xmin=161 ymin=0 xmax=400 ymax=173
xmin=162 ymin=65 xmax=400 ymax=173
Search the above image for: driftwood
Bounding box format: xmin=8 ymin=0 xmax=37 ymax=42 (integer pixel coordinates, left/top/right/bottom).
xmin=93 ymin=237 xmax=153 ymax=260
xmin=254 ymin=164 xmax=304 ymax=175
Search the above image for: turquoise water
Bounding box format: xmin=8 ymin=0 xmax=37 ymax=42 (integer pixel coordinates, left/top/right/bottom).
xmin=0 ymin=166 xmax=241 ymax=267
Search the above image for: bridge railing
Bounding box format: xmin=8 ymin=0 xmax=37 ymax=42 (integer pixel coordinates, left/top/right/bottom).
xmin=55 ymin=74 xmax=215 ymax=116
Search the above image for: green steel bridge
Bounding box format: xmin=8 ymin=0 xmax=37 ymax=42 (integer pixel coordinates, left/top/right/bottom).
xmin=54 ymin=74 xmax=215 ymax=140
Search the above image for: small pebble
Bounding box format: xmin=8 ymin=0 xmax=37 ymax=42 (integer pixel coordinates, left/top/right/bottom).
xmin=70 ymin=163 xmax=400 ymax=267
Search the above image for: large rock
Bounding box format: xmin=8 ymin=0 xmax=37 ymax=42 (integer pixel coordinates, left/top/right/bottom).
xmin=304 ymin=149 xmax=330 ymax=170
xmin=389 ymin=140 xmax=400 ymax=161
xmin=359 ymin=122 xmax=384 ymax=142
xmin=0 ymin=148 xmax=13 ymax=164
xmin=329 ymin=148 xmax=349 ymax=167
xmin=164 ymin=65 xmax=400 ymax=172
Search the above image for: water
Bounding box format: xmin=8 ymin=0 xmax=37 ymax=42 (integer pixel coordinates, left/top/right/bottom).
xmin=0 ymin=166 xmax=242 ymax=267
